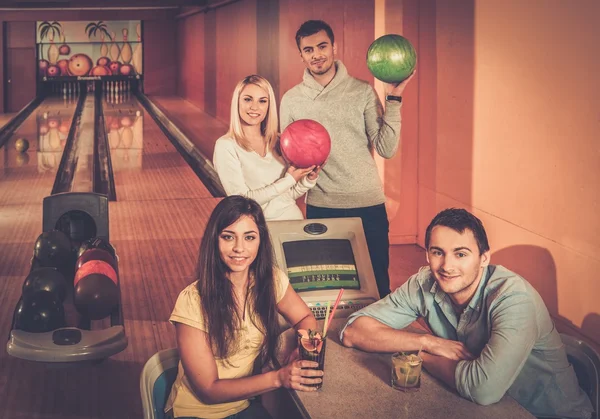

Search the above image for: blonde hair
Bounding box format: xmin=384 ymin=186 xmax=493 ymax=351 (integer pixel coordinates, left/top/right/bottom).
xmin=227 ymin=75 xmax=279 ymax=152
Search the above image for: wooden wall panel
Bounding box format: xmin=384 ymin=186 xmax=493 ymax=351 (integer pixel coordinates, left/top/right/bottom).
xmin=6 ymin=21 xmax=35 ymax=48
xmin=204 ymin=10 xmax=217 ymax=117
xmin=143 ymin=19 xmax=178 ymax=96
xmin=0 ymin=21 xmax=4 ymax=113
xmin=379 ymin=0 xmax=420 ymax=244
xmin=341 ymin=0 xmax=375 ymax=84
xmin=5 ymin=22 xmax=36 ymax=112
xmin=176 ymin=12 xmax=205 ymax=110
xmin=6 ymin=48 xmax=36 ymax=111
xmin=215 ymin=0 xmax=258 ymax=123
xmin=256 ymin=0 xmax=280 ymax=101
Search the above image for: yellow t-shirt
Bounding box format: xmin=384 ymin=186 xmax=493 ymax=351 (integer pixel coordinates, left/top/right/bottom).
xmin=166 ymin=268 xmax=290 ymax=419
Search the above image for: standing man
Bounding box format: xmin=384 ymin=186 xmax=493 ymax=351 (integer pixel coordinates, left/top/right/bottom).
xmin=340 ymin=208 xmax=594 ymax=418
xmin=280 ymin=20 xmax=414 ymax=298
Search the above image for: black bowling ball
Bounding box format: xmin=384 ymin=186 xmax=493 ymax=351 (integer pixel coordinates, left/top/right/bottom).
xmin=33 ymin=230 xmax=73 ymax=271
xmin=14 ymin=293 xmax=66 ymax=333
xmin=74 ymin=273 xmax=119 ymax=320
xmin=77 ymin=237 xmax=116 ymax=260
xmin=22 ymin=267 xmax=68 ymax=302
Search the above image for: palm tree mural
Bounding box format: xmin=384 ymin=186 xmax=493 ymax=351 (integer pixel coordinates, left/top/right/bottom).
xmin=38 ymin=21 xmax=63 ymax=63
xmin=85 ymin=21 xmax=112 ymax=40
xmin=86 ymin=21 xmax=113 ymax=59
xmin=38 ymin=21 xmax=62 ymax=43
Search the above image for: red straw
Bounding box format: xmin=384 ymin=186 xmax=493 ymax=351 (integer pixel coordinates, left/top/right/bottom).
xmin=323 ymin=288 xmax=344 ymax=337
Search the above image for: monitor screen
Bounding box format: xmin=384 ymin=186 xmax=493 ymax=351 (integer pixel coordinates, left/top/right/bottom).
xmin=268 ymin=217 xmax=380 ymax=322
xmin=283 ymin=239 xmax=360 ymax=291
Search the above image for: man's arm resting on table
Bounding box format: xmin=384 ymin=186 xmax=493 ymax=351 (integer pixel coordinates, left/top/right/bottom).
xmin=341 ymin=316 xmax=428 ymax=352
xmin=427 ymin=294 xmax=539 ymax=406
xmin=420 ymin=352 xmax=458 ymax=390
xmin=422 ymin=352 xmax=508 ymax=406
xmin=342 ymin=316 xmax=475 ymax=361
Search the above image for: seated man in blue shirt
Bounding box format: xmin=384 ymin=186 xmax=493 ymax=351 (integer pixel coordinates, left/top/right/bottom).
xmin=340 ymin=208 xmax=593 ymax=419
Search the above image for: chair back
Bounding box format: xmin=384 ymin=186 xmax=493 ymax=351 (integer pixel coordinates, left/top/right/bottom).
xmin=140 ymin=348 xmax=180 ymax=419
xmin=561 ymin=333 xmax=599 ymax=419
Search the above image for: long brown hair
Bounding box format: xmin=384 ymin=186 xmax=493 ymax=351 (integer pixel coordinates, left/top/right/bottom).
xmin=195 ymin=195 xmax=279 ymax=366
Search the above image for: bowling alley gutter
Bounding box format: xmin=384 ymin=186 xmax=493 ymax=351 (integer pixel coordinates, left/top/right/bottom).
xmin=70 ymin=96 xmax=96 ymax=194
xmin=51 ymin=90 xmax=100 ymax=197
xmin=135 ymin=92 xmax=226 ymax=198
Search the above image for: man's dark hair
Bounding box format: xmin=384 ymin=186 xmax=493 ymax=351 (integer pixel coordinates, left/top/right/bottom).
xmin=425 ymin=208 xmax=490 ymax=255
xmin=295 ymin=20 xmax=335 ymax=50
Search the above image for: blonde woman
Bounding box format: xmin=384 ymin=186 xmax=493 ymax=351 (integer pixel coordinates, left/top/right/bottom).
xmin=213 ymin=75 xmax=319 ymax=221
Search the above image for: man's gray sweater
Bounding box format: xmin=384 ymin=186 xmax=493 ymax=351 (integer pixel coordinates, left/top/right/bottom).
xmin=280 ymin=60 xmax=402 ymax=209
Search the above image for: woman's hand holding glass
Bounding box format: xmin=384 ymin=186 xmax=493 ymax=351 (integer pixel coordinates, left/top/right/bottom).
xmin=276 ymin=356 xmax=324 ymax=391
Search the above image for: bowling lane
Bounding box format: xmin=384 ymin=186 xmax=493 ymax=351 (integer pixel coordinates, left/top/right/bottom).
xmin=0 ymin=96 xmax=80 ymax=207
xmin=103 ymin=93 xmax=213 ymax=201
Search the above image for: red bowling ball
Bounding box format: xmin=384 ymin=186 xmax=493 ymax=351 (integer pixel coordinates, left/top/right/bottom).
xmin=280 ymin=119 xmax=331 ymax=168
xmin=46 ymin=65 xmax=61 ymax=77
xmin=76 ymin=248 xmax=118 ymax=272
xmin=119 ymin=64 xmax=135 ymax=76
xmin=38 ymin=59 xmax=49 ymax=77
xmin=74 ymin=260 xmax=118 ymax=287
xmin=57 ymin=59 xmax=70 ymax=76
xmin=108 ymin=61 xmax=121 ymax=76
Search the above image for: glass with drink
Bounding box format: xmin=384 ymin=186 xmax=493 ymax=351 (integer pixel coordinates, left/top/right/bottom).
xmin=391 ymin=352 xmax=422 ymax=392
xmin=297 ymin=329 xmax=326 ymax=389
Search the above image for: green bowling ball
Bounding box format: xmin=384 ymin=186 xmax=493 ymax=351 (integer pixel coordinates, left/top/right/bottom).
xmin=15 ymin=138 xmax=30 ymax=153
xmin=366 ymin=34 xmax=417 ymax=84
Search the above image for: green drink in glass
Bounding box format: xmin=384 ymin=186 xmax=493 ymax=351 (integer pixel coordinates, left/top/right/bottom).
xmin=391 ymin=352 xmax=422 ymax=392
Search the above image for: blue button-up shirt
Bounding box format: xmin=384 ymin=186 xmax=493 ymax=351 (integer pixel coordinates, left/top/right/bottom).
xmin=340 ymin=265 xmax=593 ymax=419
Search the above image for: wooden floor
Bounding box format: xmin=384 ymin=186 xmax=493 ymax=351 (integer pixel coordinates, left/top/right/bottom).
xmin=0 ymin=96 xmax=426 ymax=419
xmin=150 ymin=96 xmax=228 ymax=161
xmin=0 ymin=112 xmax=16 ymax=130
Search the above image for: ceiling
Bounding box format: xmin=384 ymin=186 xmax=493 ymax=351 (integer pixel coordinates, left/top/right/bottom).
xmin=0 ymin=0 xmax=213 ymax=9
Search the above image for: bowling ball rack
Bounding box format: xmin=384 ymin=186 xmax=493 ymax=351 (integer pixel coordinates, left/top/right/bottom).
xmin=6 ymin=192 xmax=128 ymax=363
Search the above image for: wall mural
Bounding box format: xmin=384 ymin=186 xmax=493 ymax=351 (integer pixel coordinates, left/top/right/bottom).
xmin=36 ymin=20 xmax=143 ymax=80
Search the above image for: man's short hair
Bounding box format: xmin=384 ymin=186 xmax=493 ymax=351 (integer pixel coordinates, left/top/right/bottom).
xmin=425 ymin=208 xmax=490 ymax=255
xmin=295 ymin=20 xmax=335 ymax=50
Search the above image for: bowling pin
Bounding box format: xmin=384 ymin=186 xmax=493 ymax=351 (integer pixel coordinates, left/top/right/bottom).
xmin=132 ymin=23 xmax=143 ymax=74
xmin=121 ymin=126 xmax=133 ymax=149
xmin=133 ymin=110 xmax=143 ymax=148
xmin=109 ymin=130 xmax=120 ymax=149
xmin=109 ymin=31 xmax=120 ymax=62
xmin=48 ymin=128 xmax=61 ymax=151
xmin=100 ymin=32 xmax=109 ymax=57
xmin=120 ymin=28 xmax=133 ymax=64
xmin=47 ymin=31 xmax=59 ymax=65
xmin=117 ymin=126 xmax=124 ymax=149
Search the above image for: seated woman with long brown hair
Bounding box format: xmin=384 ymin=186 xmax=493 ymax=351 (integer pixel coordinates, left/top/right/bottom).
xmin=165 ymin=195 xmax=322 ymax=419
